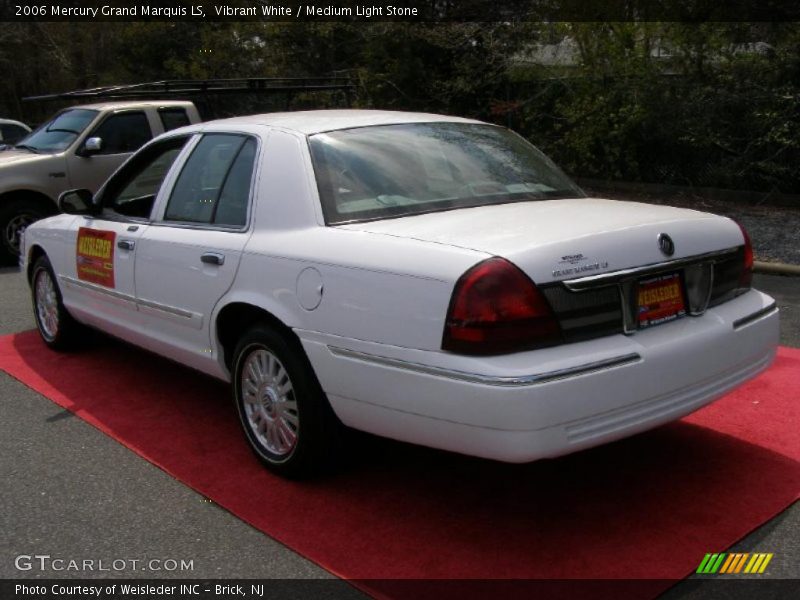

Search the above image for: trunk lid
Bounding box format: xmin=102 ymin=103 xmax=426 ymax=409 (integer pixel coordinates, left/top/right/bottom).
xmin=338 ymin=198 xmax=743 ymax=284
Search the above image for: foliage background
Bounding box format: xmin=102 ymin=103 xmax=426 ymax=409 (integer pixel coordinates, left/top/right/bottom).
xmin=1 ymin=22 xmax=798 ymax=194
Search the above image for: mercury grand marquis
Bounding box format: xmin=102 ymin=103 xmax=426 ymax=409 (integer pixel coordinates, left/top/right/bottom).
xmin=22 ymin=110 xmax=780 ymax=477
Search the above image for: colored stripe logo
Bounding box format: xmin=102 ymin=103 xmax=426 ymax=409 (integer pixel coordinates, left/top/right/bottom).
xmin=696 ymin=552 xmax=773 ymax=574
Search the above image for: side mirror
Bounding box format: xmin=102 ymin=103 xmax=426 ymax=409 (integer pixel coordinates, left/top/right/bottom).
xmin=79 ymin=137 xmax=103 ymax=156
xmin=59 ymin=189 xmax=99 ymax=216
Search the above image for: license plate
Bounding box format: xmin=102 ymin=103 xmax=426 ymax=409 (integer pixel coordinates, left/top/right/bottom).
xmin=636 ymin=272 xmax=686 ymax=329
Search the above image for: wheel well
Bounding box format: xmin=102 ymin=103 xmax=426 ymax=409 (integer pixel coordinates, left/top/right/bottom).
xmin=0 ymin=190 xmax=58 ymax=214
xmin=216 ymin=303 xmax=300 ymax=370
xmin=26 ymin=245 xmax=46 ymax=283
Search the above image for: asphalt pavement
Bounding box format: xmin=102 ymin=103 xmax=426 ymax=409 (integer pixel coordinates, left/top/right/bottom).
xmin=1 ymin=266 xmax=797 ymax=594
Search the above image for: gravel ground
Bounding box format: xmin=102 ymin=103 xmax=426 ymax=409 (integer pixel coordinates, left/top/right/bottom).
xmin=585 ymin=187 xmax=800 ymax=266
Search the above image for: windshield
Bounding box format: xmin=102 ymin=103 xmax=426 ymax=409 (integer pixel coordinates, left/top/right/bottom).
xmin=16 ymin=108 xmax=98 ymax=153
xmin=309 ymin=122 xmax=585 ymax=224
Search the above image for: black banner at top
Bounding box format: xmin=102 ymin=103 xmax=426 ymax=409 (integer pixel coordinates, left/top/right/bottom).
xmin=3 ymin=0 xmax=800 ymax=22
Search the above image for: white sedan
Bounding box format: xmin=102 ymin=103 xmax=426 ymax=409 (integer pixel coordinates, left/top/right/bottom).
xmin=22 ymin=110 xmax=780 ymax=477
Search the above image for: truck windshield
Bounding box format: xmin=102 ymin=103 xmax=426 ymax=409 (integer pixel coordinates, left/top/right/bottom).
xmin=309 ymin=122 xmax=585 ymax=224
xmin=16 ymin=109 xmax=98 ymax=153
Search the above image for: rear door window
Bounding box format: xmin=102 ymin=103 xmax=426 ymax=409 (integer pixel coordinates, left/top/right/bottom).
xmin=158 ymin=108 xmax=191 ymax=132
xmin=213 ymin=138 xmax=257 ymax=227
xmin=164 ymin=134 xmax=256 ymax=227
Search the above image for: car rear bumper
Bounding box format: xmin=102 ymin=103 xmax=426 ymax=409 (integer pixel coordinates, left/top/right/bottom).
xmin=298 ymin=289 xmax=779 ymax=462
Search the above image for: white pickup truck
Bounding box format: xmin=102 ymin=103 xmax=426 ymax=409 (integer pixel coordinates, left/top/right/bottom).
xmin=0 ymin=100 xmax=201 ymax=262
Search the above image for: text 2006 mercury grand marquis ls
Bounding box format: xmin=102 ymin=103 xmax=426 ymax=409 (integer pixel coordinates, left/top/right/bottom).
xmin=22 ymin=110 xmax=779 ymax=477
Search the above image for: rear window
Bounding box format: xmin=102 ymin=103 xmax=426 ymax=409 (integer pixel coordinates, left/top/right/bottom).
xmin=309 ymin=122 xmax=584 ymax=225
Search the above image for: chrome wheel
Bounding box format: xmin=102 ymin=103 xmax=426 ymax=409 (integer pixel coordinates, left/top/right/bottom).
xmin=240 ymin=348 xmax=299 ymax=458
xmin=34 ymin=268 xmax=59 ymax=340
xmin=5 ymin=212 xmax=36 ymax=254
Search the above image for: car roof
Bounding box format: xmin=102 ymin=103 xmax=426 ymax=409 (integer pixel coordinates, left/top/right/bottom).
xmin=64 ymin=100 xmax=194 ymax=111
xmin=203 ymin=109 xmax=487 ymax=135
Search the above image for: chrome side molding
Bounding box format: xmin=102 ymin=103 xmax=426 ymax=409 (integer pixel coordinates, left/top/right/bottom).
xmin=60 ymin=275 xmax=196 ymax=319
xmin=60 ymin=275 xmax=136 ymax=303
xmin=328 ymin=346 xmax=641 ymax=387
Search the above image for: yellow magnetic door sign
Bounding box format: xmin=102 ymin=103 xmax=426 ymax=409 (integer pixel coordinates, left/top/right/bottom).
xmin=76 ymin=227 xmax=116 ymax=287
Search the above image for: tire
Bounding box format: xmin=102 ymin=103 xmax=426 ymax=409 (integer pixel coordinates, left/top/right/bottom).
xmin=30 ymin=255 xmax=84 ymax=350
xmin=0 ymin=199 xmax=51 ymax=264
xmin=232 ymin=324 xmax=340 ymax=478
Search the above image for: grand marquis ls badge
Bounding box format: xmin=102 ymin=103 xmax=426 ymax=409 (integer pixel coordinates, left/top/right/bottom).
xmin=658 ymin=233 xmax=675 ymax=256
xmin=552 ymin=253 xmax=609 ymax=278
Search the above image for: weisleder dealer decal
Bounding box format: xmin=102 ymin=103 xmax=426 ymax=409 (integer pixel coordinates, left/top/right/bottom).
xmin=76 ymin=227 xmax=115 ymax=288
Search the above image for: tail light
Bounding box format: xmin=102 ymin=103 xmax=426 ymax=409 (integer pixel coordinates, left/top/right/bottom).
xmin=442 ymin=257 xmax=562 ymax=355
xmin=736 ymin=221 xmax=753 ymax=291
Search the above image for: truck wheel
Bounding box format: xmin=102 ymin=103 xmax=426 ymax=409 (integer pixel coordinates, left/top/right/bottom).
xmin=232 ymin=324 xmax=341 ymax=478
xmin=0 ymin=199 xmax=51 ymax=264
xmin=31 ymin=255 xmax=84 ymax=350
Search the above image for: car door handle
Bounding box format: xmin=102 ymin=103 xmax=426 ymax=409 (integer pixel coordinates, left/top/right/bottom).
xmin=117 ymin=239 xmax=135 ymax=251
xmin=201 ymin=252 xmax=225 ymax=266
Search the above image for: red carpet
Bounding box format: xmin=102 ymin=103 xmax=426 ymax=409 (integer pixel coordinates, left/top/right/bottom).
xmin=1 ymin=330 xmax=798 ymax=597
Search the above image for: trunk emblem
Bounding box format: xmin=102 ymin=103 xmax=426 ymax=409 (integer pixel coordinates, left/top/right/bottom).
xmin=552 ymin=254 xmax=609 ymax=278
xmin=658 ymin=233 xmax=675 ymax=256
xmin=559 ymin=253 xmax=586 ymax=264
